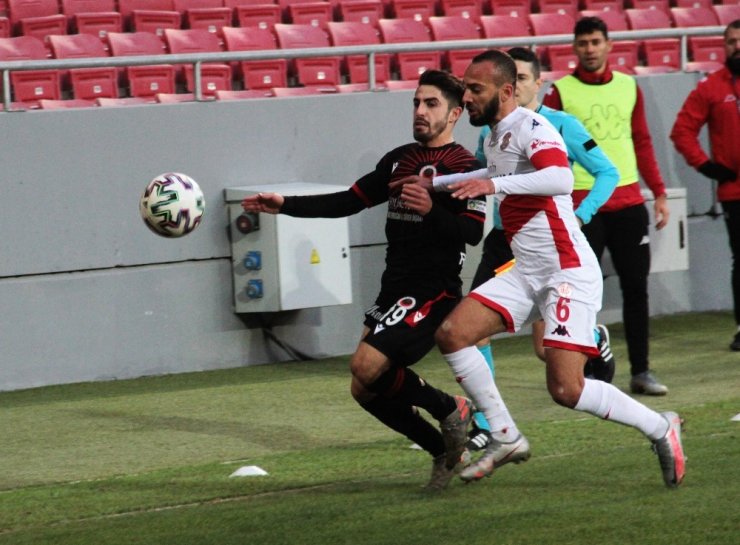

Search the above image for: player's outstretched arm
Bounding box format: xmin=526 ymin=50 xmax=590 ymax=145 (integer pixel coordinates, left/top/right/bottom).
xmin=242 ymin=192 xmax=284 ymax=214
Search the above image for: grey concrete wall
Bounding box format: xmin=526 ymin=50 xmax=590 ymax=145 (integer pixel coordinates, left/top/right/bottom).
xmin=0 ymin=72 xmax=732 ymax=391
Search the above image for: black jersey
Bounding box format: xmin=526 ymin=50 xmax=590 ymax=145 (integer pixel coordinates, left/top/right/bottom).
xmin=280 ymin=142 xmax=485 ymax=295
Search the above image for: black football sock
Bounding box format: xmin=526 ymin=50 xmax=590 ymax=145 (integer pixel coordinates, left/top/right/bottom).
xmin=367 ymin=367 xmax=457 ymax=422
xmin=359 ymin=396 xmax=445 ymax=457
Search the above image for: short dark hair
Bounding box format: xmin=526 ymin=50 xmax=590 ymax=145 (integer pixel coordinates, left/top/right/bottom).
xmin=470 ymin=49 xmax=517 ymax=87
xmin=574 ymin=16 xmax=609 ymax=40
xmin=725 ymin=18 xmax=740 ymax=39
xmin=418 ymin=69 xmax=465 ymax=108
xmin=507 ymin=47 xmax=541 ymax=80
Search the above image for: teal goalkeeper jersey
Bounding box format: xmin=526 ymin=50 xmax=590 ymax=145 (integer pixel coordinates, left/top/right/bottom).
xmin=476 ymin=104 xmax=619 ymax=228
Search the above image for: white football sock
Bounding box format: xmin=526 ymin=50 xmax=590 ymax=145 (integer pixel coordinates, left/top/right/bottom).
xmin=443 ymin=346 xmax=520 ymax=442
xmin=575 ymin=379 xmax=669 ymax=440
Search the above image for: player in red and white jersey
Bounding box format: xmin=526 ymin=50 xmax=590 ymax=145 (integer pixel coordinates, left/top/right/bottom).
xmin=394 ymin=50 xmax=686 ymax=488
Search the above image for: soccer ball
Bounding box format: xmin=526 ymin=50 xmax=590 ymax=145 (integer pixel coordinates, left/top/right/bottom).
xmin=139 ymin=173 xmax=205 ymax=238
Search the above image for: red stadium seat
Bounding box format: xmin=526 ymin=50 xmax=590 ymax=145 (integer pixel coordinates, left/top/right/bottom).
xmin=0 ymin=16 xmax=9 ymax=37
xmin=536 ymin=0 xmax=578 ymax=19
xmin=377 ymin=18 xmax=441 ymax=81
xmin=155 ymin=92 xmax=198 ymax=102
xmin=0 ymin=35 xmax=60 ymax=107
xmin=173 ymin=0 xmax=232 ymax=34
xmin=8 ymin=0 xmax=67 ymax=45
xmin=528 ymin=12 xmax=574 ymax=35
xmin=385 ymin=78 xmax=418 ymax=90
xmin=672 ymin=0 xmax=712 ymax=9
xmin=640 ymin=38 xmax=680 ymax=71
xmin=118 ymin=0 xmax=181 ymax=36
xmin=48 ymin=33 xmax=118 ymax=99
xmin=439 ymin=0 xmax=482 ymax=24
xmin=608 ymin=40 xmax=639 ymax=73
xmin=288 ymin=2 xmax=333 ymax=29
xmin=327 ymin=20 xmax=391 ymax=83
xmin=689 ymin=35 xmax=724 ymax=64
xmin=391 ymin=0 xmax=435 ymax=24
xmin=625 ymin=7 xmax=671 ymax=30
xmin=626 ymin=0 xmax=669 ymax=16
xmin=222 ymin=25 xmax=288 ymax=89
xmin=579 ymin=9 xmax=628 ymax=31
xmin=108 ymin=31 xmax=176 ymax=97
xmin=231 ymin=4 xmax=281 ymax=30
xmin=488 ymin=0 xmax=530 ymax=18
xmin=669 ymin=6 xmax=718 ymax=28
xmin=479 ymin=14 xmax=531 ymax=38
xmin=338 ymin=0 xmax=383 ymax=27
xmin=96 ymin=96 xmax=152 ymax=106
xmin=428 ymin=16 xmax=483 ymax=77
xmin=580 ymin=0 xmax=623 ymax=13
xmin=544 ymin=44 xmax=577 ymax=71
xmin=274 ymin=23 xmax=342 ymax=86
xmin=164 ymin=28 xmax=233 ymax=95
xmin=712 ymin=4 xmax=740 ymax=27
xmin=60 ymin=0 xmax=122 ymax=39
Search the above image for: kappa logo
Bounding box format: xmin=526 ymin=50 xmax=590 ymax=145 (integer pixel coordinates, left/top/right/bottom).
xmin=531 ymin=119 xmax=540 ymax=129
xmin=551 ymin=324 xmax=571 ymax=337
xmin=412 ymin=310 xmax=426 ymax=323
xmin=374 ymin=323 xmax=386 ymax=334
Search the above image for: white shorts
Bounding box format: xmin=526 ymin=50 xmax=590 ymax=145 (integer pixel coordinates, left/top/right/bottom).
xmin=469 ymin=263 xmax=602 ymax=357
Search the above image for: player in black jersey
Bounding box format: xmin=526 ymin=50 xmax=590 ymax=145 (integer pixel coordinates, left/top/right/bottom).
xmin=242 ymin=70 xmax=486 ymax=490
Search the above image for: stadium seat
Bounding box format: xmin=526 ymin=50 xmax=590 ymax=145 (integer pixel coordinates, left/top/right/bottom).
xmin=338 ymin=0 xmax=383 ymax=27
xmin=439 ymin=0 xmax=482 ymax=24
xmin=626 ymin=0 xmax=669 ymax=16
xmin=488 ymin=0 xmax=530 ymax=19
xmin=580 ymin=0 xmax=623 ymax=13
xmin=0 ymin=35 xmax=60 ymax=108
xmin=688 ymin=35 xmax=725 ymax=64
xmin=528 ymin=12 xmax=574 ymax=36
xmin=288 ymin=1 xmax=334 ymax=29
xmin=215 ymin=88 xmax=273 ymax=99
xmin=155 ymin=92 xmax=198 ymax=102
xmin=385 ymin=78 xmax=419 ymax=90
xmin=579 ymin=8 xmax=628 ymax=31
xmin=536 ymin=0 xmax=578 ymax=19
xmin=669 ymin=6 xmax=719 ymax=28
xmin=712 ymin=4 xmax=740 ymax=27
xmin=173 ymin=0 xmax=232 ymax=34
xmin=608 ymin=40 xmax=639 ymax=73
xmin=544 ymin=44 xmax=577 ymax=71
xmin=672 ymin=0 xmax=712 ymax=9
xmin=391 ymin=0 xmax=435 ymax=24
xmin=427 ymin=16 xmax=483 ymax=77
xmin=38 ymin=98 xmax=97 ymax=108
xmin=107 ymin=31 xmax=174 ymax=98
xmin=684 ymin=60 xmax=722 ymax=73
xmin=8 ymin=0 xmax=67 ymax=45
xmin=327 ymin=20 xmax=391 ymax=83
xmin=48 ymin=33 xmax=118 ymax=99
xmin=118 ymin=0 xmax=181 ymax=36
xmin=377 ymin=18 xmax=441 ymax=81
xmin=479 ymin=14 xmax=531 ymax=39
xmin=230 ymin=4 xmax=281 ymax=30
xmin=625 ymin=7 xmax=671 ymax=29
xmin=164 ymin=28 xmax=233 ymax=95
xmin=60 ymin=0 xmax=122 ymax=39
xmin=274 ymin=23 xmax=342 ymax=86
xmin=640 ymin=38 xmax=680 ymax=71
xmin=0 ymin=16 xmax=9 ymax=37
xmin=222 ymin=25 xmax=288 ymax=89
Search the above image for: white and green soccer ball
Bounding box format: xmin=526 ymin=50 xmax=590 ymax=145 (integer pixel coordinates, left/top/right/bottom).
xmin=139 ymin=172 xmax=205 ymax=238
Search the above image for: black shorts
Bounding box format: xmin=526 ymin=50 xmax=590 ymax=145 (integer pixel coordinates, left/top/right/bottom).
xmin=362 ymin=287 xmax=460 ymax=367
xmin=471 ymin=228 xmax=514 ymax=290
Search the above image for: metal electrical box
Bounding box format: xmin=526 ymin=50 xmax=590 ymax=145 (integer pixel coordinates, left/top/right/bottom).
xmin=603 ymin=188 xmax=689 ymax=275
xmin=225 ymin=183 xmax=353 ymax=313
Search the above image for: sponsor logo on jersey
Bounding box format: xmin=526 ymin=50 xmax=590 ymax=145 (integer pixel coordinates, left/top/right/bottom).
xmin=551 ymin=324 xmax=571 ymax=337
xmin=467 ymin=199 xmax=486 ymax=213
xmin=530 ymin=139 xmax=564 ymax=152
